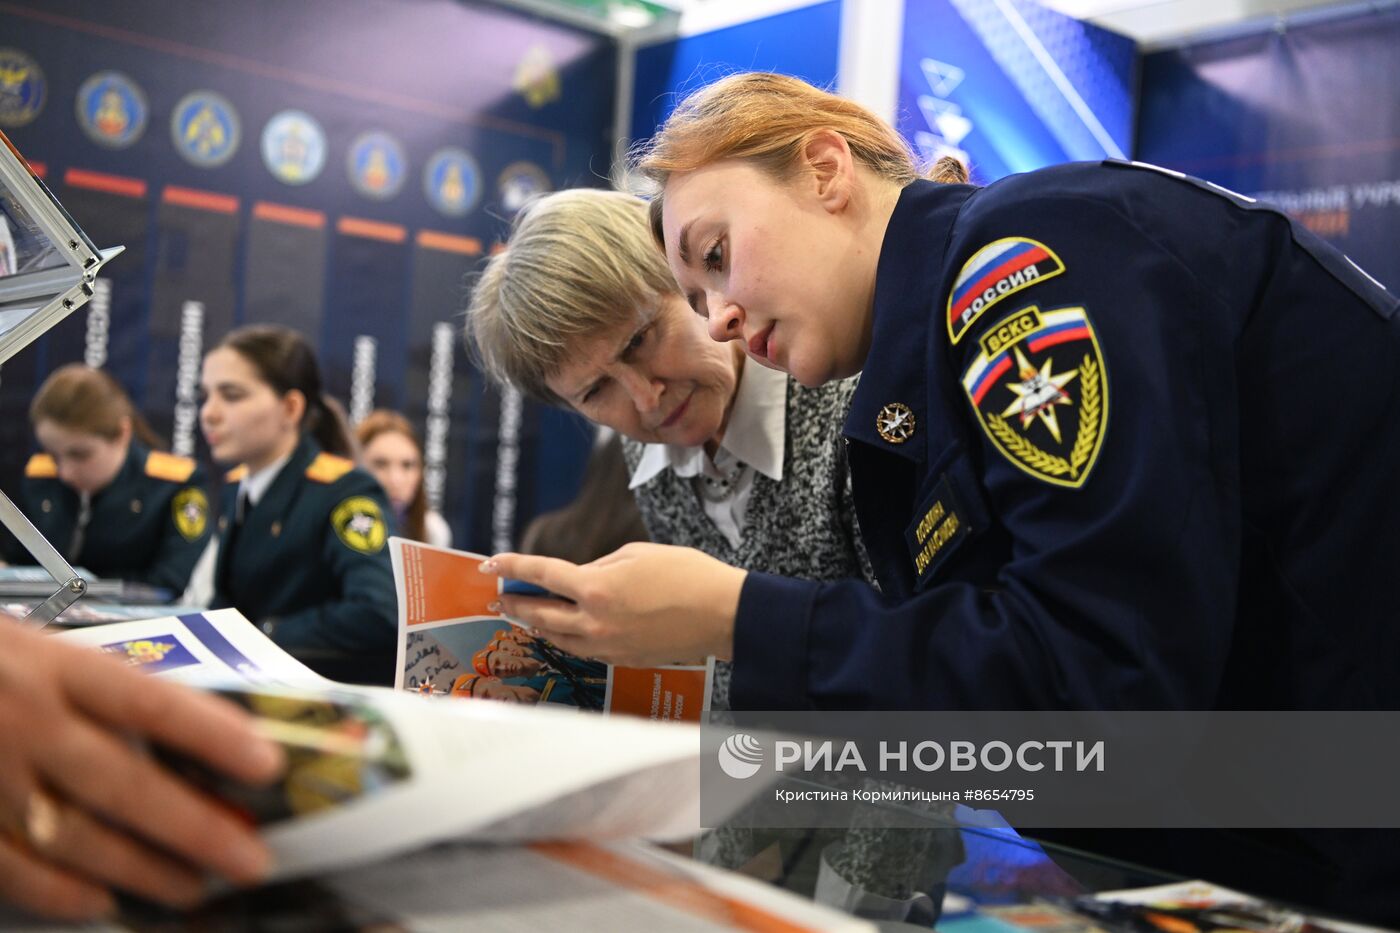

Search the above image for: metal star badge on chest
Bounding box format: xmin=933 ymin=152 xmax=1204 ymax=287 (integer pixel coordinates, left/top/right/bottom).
xmin=961 ymin=305 xmax=1109 ymax=488
xmin=876 ymin=402 xmax=916 ymax=444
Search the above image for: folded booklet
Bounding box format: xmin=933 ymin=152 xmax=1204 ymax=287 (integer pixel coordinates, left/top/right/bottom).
xmin=389 ymin=537 xmax=710 ymax=720
xmin=53 ymin=609 xmax=761 ymax=883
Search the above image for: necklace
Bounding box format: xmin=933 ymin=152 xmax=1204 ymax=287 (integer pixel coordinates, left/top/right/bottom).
xmin=695 ymin=453 xmax=748 ymax=503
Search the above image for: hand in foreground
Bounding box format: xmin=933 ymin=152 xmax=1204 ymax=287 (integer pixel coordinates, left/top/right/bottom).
xmin=483 ymin=542 xmax=747 ymax=667
xmin=0 ymin=616 xmax=284 ymax=920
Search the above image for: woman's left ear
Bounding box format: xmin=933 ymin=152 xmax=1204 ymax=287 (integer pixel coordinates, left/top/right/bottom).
xmin=803 ymin=129 xmax=855 ymax=213
xmin=282 ymin=388 xmax=307 ymax=426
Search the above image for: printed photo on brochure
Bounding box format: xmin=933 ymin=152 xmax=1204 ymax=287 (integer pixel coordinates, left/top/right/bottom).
xmin=389 ymin=537 xmax=709 ymax=720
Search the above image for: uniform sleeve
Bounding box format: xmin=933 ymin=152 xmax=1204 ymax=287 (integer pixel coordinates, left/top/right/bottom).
xmin=137 ymin=476 xmax=213 ymax=593
xmin=265 ymin=475 xmax=398 ymax=655
xmin=0 ymin=480 xmax=51 ymax=567
xmin=731 ymin=185 xmax=1277 ymax=711
xmin=0 ymin=519 xmax=32 ymax=566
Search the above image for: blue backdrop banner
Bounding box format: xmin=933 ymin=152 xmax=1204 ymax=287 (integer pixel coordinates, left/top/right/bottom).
xmin=1138 ymin=5 xmax=1400 ymax=293
xmin=0 ymin=0 xmax=615 ymax=549
xmin=898 ymin=0 xmax=1137 ymax=184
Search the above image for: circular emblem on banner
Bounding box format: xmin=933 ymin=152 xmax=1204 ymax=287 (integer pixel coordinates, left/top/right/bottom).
xmin=512 ymin=44 xmax=561 ymax=109
xmin=347 ymin=131 xmax=406 ymax=200
xmin=497 ymin=161 xmax=551 ymax=214
xmin=261 ymin=109 xmax=326 ymax=185
xmin=171 ymin=90 xmax=240 ymax=167
xmin=0 ymin=48 xmax=47 ymax=127
xmin=76 ymin=71 xmax=148 ymax=149
xmin=423 ymin=147 xmax=480 ymax=217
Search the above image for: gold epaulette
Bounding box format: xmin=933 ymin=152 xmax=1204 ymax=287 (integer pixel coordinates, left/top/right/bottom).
xmin=145 ymin=450 xmax=196 ymax=483
xmin=225 ymin=465 xmax=249 ymax=483
xmin=24 ymin=453 xmax=56 ymax=478
xmin=305 ymin=452 xmax=354 ymax=484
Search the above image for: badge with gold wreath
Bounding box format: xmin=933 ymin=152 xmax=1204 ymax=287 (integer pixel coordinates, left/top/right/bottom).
xmin=961 ymin=305 xmax=1108 ymax=489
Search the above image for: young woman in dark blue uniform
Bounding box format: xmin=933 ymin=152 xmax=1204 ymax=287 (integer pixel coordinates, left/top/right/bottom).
xmin=200 ymin=325 xmax=397 ymax=683
xmin=486 ymin=74 xmax=1400 ymax=920
xmin=6 ymin=364 xmax=210 ymax=594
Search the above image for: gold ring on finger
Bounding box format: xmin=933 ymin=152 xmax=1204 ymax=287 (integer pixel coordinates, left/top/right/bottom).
xmin=23 ymin=789 xmax=61 ymax=852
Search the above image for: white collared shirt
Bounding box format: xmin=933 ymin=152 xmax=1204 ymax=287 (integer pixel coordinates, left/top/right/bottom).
xmin=239 ymin=449 xmax=294 ymax=512
xmin=628 ymin=360 xmax=787 ymax=547
xmin=180 ymin=449 xmax=294 ymax=608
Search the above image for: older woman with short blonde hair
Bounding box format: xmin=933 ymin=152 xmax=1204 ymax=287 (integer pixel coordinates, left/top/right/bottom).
xmin=466 ymin=187 xmax=874 ymax=709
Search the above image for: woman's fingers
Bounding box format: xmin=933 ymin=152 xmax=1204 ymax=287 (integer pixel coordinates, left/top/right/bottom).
xmin=497 ymin=595 xmax=592 ymax=637
xmin=39 ymin=717 xmax=273 ymax=886
xmin=0 ymin=834 xmax=114 ymax=921
xmin=483 ymin=553 xmax=586 ymax=600
xmin=61 ymin=645 xmax=284 ymax=787
xmin=12 ymin=788 xmax=206 ymax=910
xmin=532 ymin=631 xmax=606 ymax=662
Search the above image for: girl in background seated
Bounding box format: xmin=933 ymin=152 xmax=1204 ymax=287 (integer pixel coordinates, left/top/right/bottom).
xmin=355 ymin=409 xmax=451 ymax=548
xmin=518 ymin=430 xmax=647 ymax=564
xmin=201 ymin=325 xmax=396 ymax=683
xmin=9 ymin=364 xmax=210 ymax=594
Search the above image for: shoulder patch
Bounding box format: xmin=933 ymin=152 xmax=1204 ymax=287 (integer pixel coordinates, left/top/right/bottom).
xmin=172 ymin=487 xmax=210 ymax=541
xmin=961 ymin=305 xmax=1109 ymax=488
xmin=948 ymin=237 xmax=1064 ymax=345
xmin=330 ymin=495 xmax=387 ymax=554
xmin=145 ymin=450 xmax=196 ymax=483
xmin=306 ymin=452 xmax=355 ymax=484
xmin=225 ymin=465 xmax=249 ymax=483
xmin=24 ymin=454 xmax=57 ymax=479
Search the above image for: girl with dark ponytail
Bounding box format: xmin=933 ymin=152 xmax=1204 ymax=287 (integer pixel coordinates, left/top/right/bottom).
xmin=199 ymin=325 xmax=397 ymax=683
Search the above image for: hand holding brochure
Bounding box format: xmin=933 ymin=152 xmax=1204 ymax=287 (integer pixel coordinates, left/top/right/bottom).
xmin=52 ymin=609 xmax=758 ymax=883
xmin=389 ymin=537 xmax=711 ymax=720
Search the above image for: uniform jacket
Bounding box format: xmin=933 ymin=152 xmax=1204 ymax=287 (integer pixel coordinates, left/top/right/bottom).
xmin=212 ymin=435 xmax=396 ymax=676
xmin=727 ymin=161 xmax=1400 ymax=919
xmin=10 ymin=442 xmax=210 ymax=593
xmin=732 ymin=160 xmax=1400 ymax=712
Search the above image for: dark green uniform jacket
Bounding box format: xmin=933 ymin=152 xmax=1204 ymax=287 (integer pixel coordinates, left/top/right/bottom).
xmin=8 ymin=442 xmax=210 ymax=594
xmin=211 ymin=434 xmax=397 ymax=683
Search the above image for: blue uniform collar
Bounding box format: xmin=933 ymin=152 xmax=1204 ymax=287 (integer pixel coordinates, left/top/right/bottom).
xmin=845 ymin=179 xmax=973 ymax=462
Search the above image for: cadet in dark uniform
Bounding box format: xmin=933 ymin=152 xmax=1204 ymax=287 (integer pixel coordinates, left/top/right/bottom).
xmin=6 ymin=364 xmax=209 ymax=593
xmin=487 ymin=74 xmax=1400 ymax=921
xmin=200 ymin=325 xmax=396 ymax=684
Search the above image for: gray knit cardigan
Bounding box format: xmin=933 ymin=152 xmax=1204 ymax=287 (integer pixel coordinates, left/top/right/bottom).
xmin=621 ymin=374 xmax=876 ymax=709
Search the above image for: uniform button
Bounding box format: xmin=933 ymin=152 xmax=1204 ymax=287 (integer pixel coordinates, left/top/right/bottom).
xmin=130 ymin=499 xmax=142 ymax=513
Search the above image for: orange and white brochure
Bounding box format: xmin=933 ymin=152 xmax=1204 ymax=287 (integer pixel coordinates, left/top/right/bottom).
xmin=389 ymin=537 xmax=710 ymax=722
